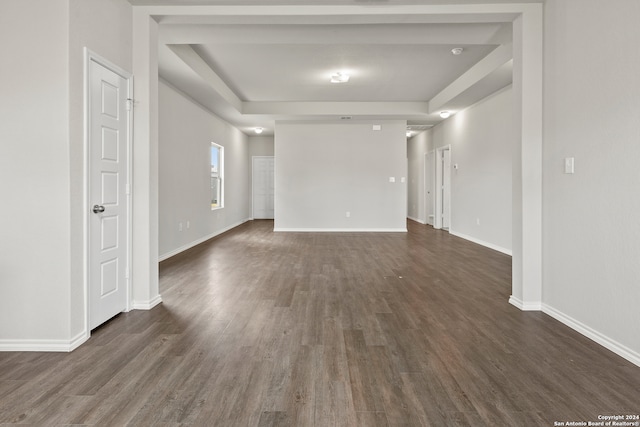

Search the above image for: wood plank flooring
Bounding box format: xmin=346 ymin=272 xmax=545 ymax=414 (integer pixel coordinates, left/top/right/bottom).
xmin=1 ymin=219 xmax=639 ymax=426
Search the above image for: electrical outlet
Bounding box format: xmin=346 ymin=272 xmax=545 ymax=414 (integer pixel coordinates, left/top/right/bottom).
xmin=476 ymin=218 xmax=480 ymax=225
xmin=179 ymin=222 xmax=183 ymax=232
xmin=187 ymin=220 xmax=190 ymax=229
xmin=346 ymin=211 xmax=351 ymax=218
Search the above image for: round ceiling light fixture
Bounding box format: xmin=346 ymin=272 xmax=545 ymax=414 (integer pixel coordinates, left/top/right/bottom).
xmin=440 ymin=111 xmax=451 ymax=119
xmin=330 ymin=72 xmax=350 ymax=83
xmin=451 ymin=47 xmax=464 ymax=55
xmin=254 ymin=127 xmax=263 ymax=134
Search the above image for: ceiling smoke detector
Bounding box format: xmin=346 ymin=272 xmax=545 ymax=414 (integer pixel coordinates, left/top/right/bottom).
xmin=254 ymin=127 xmax=263 ymax=134
xmin=440 ymin=111 xmax=451 ymax=119
xmin=451 ymin=47 xmax=464 ymax=55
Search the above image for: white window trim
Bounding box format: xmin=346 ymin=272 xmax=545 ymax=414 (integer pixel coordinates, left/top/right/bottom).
xmin=211 ymin=142 xmax=224 ymax=210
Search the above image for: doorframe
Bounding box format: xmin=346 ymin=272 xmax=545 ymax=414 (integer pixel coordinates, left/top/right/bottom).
xmin=251 ymin=155 xmax=275 ymax=220
xmin=132 ymin=3 xmax=543 ymax=316
xmin=83 ymin=48 xmax=134 ymax=336
xmin=434 ymin=145 xmax=451 ymax=230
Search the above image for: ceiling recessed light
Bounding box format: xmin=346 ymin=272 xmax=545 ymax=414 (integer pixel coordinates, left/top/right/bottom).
xmin=440 ymin=111 xmax=451 ymax=119
xmin=254 ymin=127 xmax=263 ymax=134
xmin=451 ymin=47 xmax=464 ymax=55
xmin=330 ymin=72 xmax=350 ymax=83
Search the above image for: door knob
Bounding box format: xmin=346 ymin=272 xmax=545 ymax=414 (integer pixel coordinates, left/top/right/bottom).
xmin=93 ymin=205 xmax=105 ymax=214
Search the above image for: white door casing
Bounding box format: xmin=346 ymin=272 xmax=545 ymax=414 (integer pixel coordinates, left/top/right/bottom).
xmin=442 ymin=148 xmax=451 ymax=230
xmin=86 ymin=50 xmax=132 ymax=330
xmin=252 ymin=156 xmax=275 ymax=219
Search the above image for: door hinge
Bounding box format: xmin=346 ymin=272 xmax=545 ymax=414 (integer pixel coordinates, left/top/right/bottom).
xmin=126 ymin=98 xmax=133 ymax=111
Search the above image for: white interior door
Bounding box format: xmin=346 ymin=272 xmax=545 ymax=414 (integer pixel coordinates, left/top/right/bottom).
xmin=88 ymin=56 xmax=131 ymax=329
xmin=442 ymin=148 xmax=451 ymax=230
xmin=252 ymin=156 xmax=275 ymax=219
xmin=425 ymin=151 xmax=435 ymax=225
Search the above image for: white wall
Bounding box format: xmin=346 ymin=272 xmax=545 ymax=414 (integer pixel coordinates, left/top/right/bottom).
xmin=131 ymin=9 xmax=161 ymax=309
xmin=159 ymin=82 xmax=251 ymax=260
xmin=275 ymin=121 xmax=407 ymax=231
xmin=0 ymin=0 xmax=71 ymax=346
xmin=69 ymin=0 xmax=133 ymax=343
xmin=542 ymin=0 xmax=640 ymax=364
xmin=435 ymin=87 xmax=513 ymax=253
xmin=249 ymin=135 xmax=275 ymax=157
xmin=0 ymin=0 xmax=134 ymax=350
xmin=408 ymin=87 xmax=513 ymax=253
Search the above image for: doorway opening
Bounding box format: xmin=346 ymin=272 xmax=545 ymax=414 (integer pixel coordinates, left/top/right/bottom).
xmin=252 ymin=156 xmax=275 ymax=219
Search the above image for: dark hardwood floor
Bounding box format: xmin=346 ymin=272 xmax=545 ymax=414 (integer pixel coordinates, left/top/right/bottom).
xmin=1 ymin=219 xmax=638 ymax=426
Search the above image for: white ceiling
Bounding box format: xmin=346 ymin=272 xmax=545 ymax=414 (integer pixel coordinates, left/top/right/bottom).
xmin=141 ymin=1 xmax=541 ymax=135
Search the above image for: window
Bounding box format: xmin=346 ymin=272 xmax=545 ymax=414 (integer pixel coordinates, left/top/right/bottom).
xmin=211 ymin=142 xmax=223 ymax=209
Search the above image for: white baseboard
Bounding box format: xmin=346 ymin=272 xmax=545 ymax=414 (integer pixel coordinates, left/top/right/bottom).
xmin=158 ymin=218 xmax=251 ymax=262
xmin=0 ymin=330 xmax=90 ymax=352
xmin=69 ymin=330 xmax=91 ymax=351
xmin=508 ymin=295 xmax=542 ymax=311
xmin=131 ymin=294 xmax=163 ymax=310
xmin=542 ymin=303 xmax=640 ymax=367
xmin=273 ymin=228 xmax=408 ymax=233
xmin=449 ymin=230 xmax=512 ymax=256
xmin=407 ymin=216 xmax=427 ymax=225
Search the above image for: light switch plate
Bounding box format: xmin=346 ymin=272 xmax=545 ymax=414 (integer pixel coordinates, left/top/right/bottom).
xmin=564 ymin=157 xmax=575 ymax=174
